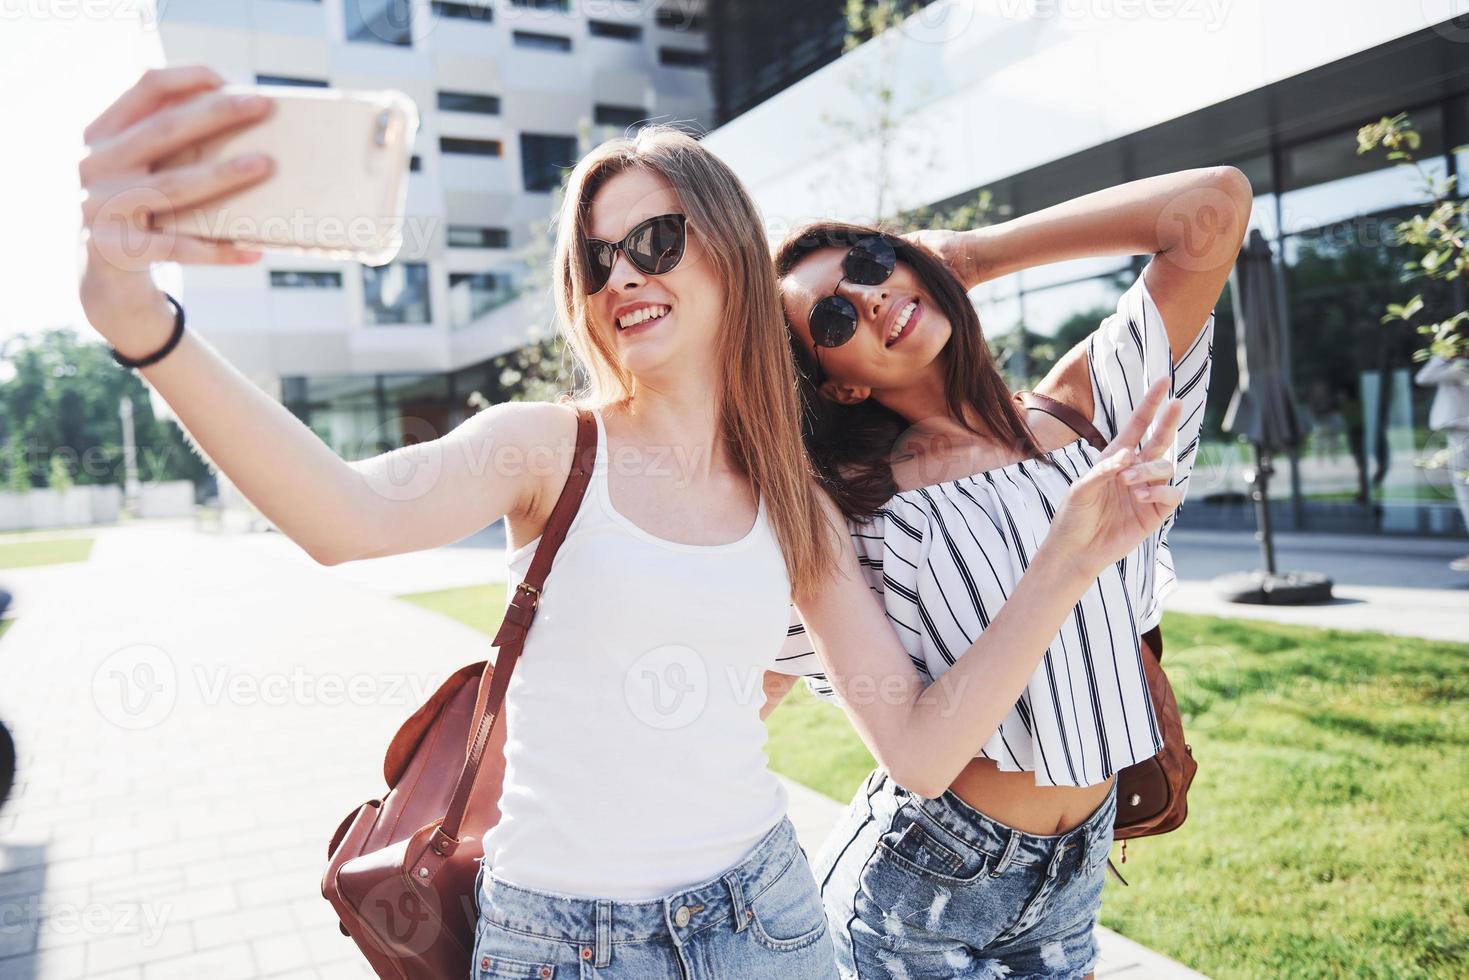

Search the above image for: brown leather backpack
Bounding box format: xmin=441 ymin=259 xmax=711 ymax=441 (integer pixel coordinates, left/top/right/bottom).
xmin=321 ymin=408 xmax=597 ymax=978
xmin=1018 ymin=390 xmax=1198 ymax=883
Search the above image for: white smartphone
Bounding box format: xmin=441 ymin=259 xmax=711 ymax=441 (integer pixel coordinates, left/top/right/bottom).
xmin=151 ymin=83 xmax=420 ymax=267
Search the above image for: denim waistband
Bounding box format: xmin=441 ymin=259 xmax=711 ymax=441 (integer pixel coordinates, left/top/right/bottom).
xmin=478 ymin=815 xmax=801 ymax=952
xmin=878 ymin=769 xmax=1117 ymax=873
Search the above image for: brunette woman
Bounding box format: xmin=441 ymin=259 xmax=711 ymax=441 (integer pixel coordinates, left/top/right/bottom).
xmin=770 ymin=168 xmax=1251 ymax=978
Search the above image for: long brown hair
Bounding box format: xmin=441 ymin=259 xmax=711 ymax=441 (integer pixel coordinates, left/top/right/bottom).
xmin=551 ymin=126 xmax=835 ymax=598
xmin=773 ymin=221 xmax=1044 ymax=521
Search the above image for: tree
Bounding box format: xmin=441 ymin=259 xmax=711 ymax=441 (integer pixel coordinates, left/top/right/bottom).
xmin=817 ymin=0 xmax=941 ymax=225
xmin=0 ymin=328 xmax=212 ymax=492
xmin=1351 ymin=113 xmax=1469 ymax=498
xmin=463 ymin=122 xmax=594 ymax=410
xmin=47 ymin=455 xmax=74 ymax=492
xmin=1358 ymin=112 xmax=1469 ymax=362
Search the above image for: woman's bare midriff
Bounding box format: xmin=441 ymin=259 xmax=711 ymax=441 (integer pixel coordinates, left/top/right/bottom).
xmin=948 ymin=756 xmax=1115 ymax=836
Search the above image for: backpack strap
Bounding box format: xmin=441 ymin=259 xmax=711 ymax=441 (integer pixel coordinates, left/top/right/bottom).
xmin=1019 ymin=391 xmax=1167 ymax=665
xmin=434 ymin=407 xmax=597 ymax=853
xmin=1015 ymin=390 xmax=1106 ymax=451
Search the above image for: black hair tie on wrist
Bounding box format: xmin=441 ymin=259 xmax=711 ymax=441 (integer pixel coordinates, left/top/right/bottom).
xmin=110 ymin=292 xmax=186 ymax=370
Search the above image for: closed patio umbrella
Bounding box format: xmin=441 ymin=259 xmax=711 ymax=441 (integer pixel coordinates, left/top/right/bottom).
xmin=1216 ymin=229 xmax=1334 ymax=604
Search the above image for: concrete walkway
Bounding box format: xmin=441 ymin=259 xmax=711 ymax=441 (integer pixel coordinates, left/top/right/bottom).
xmin=1166 ymin=529 xmax=1467 ymax=643
xmin=0 ymin=517 xmax=1209 ymax=978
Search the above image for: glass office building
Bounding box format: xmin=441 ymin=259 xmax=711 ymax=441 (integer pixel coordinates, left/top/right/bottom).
xmin=707 ymin=4 xmax=1469 ymax=538
xmin=968 ymin=76 xmax=1467 ymax=538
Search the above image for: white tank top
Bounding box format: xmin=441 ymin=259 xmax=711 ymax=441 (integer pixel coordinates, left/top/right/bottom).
xmin=481 ymin=407 xmax=792 ymax=900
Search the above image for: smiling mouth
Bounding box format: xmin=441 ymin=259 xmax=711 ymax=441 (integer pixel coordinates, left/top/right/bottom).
xmin=885 ymin=299 xmax=920 ymax=348
xmin=616 ymin=304 xmax=670 ymax=331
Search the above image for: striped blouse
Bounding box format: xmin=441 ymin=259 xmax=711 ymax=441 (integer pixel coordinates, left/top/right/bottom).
xmin=775 ymin=268 xmax=1213 ymax=788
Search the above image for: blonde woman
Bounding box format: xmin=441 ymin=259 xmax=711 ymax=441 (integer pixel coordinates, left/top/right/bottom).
xmin=77 ymin=66 xmax=1186 ymax=979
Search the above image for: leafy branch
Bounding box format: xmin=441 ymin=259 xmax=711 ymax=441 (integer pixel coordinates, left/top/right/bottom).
xmin=1357 ymin=112 xmax=1469 ymax=362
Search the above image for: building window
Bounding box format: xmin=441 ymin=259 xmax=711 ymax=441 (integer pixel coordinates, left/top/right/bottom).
xmin=509 ymin=0 xmax=569 ymax=9
xmin=431 ymin=1 xmax=493 ymax=22
xmin=255 ymin=74 xmax=329 ymax=88
xmin=656 ymin=8 xmax=706 ymax=31
xmin=1279 ymin=109 xmax=1448 ymax=235
xmin=270 ymin=271 xmax=343 ymax=289
xmin=513 ymin=30 xmax=571 ymax=52
xmin=589 ymin=20 xmax=641 ymax=41
xmin=447 ymin=226 xmax=511 ymax=248
xmin=409 ymin=154 xmax=422 ymax=172
xmin=449 ymin=272 xmax=517 ymax=326
xmin=437 ymin=90 xmax=501 ymax=115
xmin=440 ymin=137 xmax=503 ymax=157
xmin=520 ymin=133 xmax=578 ymax=192
xmin=594 ymin=104 xmax=648 ymax=128
xmin=362 ymin=262 xmax=431 ymax=324
xmin=659 ymin=46 xmax=707 ymax=68
xmin=344 ymin=0 xmax=413 ymax=46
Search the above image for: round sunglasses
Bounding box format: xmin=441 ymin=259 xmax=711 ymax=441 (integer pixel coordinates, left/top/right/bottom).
xmin=583 ymin=212 xmax=689 ymax=294
xmin=807 ymin=235 xmax=898 ymax=349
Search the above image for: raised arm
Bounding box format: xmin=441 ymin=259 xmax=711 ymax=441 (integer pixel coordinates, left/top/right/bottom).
xmin=77 ymin=66 xmax=569 ymax=566
xmin=795 ymin=378 xmax=1183 ymax=798
xmin=910 ymin=166 xmax=1252 ymax=366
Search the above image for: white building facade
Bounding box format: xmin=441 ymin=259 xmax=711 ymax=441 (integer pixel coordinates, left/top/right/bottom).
xmin=158 ymin=0 xmax=710 ymax=453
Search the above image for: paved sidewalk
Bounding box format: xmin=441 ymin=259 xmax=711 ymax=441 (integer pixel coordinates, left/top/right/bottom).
xmin=0 ymin=519 xmax=1209 ymax=978
xmin=1166 ymin=529 xmax=1467 ymax=642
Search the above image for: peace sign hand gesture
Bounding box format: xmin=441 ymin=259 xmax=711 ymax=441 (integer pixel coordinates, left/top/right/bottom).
xmin=1047 ymin=376 xmax=1186 ymax=580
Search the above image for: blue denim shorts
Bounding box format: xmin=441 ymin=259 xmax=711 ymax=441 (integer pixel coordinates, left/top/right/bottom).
xmin=471 ymin=815 xmax=839 ymax=979
xmin=812 ymin=769 xmax=1118 ymax=979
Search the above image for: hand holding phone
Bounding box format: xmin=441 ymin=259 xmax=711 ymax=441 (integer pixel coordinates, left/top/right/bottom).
xmin=77 ymin=65 xmax=418 ymax=346
xmin=151 ymin=81 xmax=418 ymax=266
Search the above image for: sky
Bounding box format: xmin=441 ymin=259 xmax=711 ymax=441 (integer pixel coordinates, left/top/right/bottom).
xmin=0 ymin=3 xmax=182 ymax=364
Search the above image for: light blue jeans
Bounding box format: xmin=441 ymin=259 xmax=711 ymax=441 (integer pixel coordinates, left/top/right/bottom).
xmin=471 ymin=815 xmax=839 ymax=979
xmin=814 ymin=769 xmax=1118 ymax=979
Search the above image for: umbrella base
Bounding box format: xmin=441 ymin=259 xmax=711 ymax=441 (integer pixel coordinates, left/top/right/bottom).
xmin=1214 ymin=570 xmax=1335 ymax=605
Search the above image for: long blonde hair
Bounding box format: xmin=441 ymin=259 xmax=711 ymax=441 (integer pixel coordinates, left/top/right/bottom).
xmin=551 ymin=125 xmax=834 ymax=598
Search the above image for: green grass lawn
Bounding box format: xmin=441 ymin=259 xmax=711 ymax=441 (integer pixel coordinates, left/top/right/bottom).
xmin=399 ymin=582 xmax=508 ymax=636
xmin=0 ymin=535 xmax=94 ymax=569
xmin=398 ymin=585 xmax=1468 ymax=979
